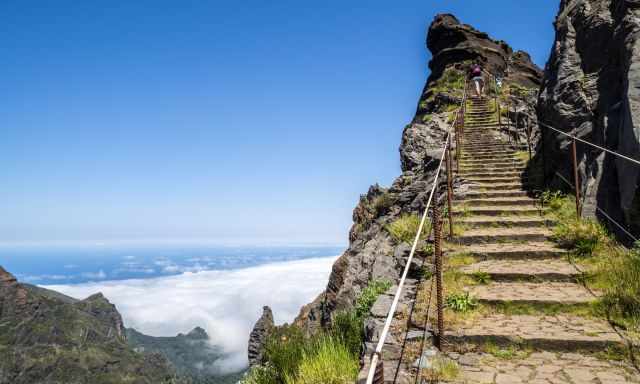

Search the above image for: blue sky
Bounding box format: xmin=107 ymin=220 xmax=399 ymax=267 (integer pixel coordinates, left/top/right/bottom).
xmin=0 ymin=1 xmax=558 ymax=245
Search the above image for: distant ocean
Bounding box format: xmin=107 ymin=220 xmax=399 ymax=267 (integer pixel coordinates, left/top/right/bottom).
xmin=0 ymin=244 xmax=344 ymax=285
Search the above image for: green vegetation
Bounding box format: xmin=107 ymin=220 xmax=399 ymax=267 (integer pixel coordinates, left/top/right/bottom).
xmin=243 ymin=279 xmax=391 ymax=384
xmin=484 ymin=342 xmax=532 ymax=360
xmin=543 ymin=191 xmax=640 ymax=333
xmin=471 ymin=271 xmax=491 ymax=285
xmin=284 ymin=337 xmax=359 ymax=384
xmin=422 ymin=114 xmax=433 ymax=123
xmin=355 ymin=279 xmax=392 ymax=318
xmin=420 ymin=356 xmax=460 ymax=382
xmin=445 ymin=292 xmax=478 ymax=313
xmin=386 ymin=213 xmax=427 ymax=244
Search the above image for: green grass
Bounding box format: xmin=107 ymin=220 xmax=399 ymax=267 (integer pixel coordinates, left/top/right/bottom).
xmin=471 ymin=271 xmax=491 ymax=285
xmin=244 ymin=279 xmax=391 ymax=384
xmin=420 ymin=357 xmax=460 ymax=382
xmin=484 ymin=342 xmax=532 ymax=360
xmin=284 ymin=336 xmax=358 ymax=384
xmin=355 ymin=279 xmax=392 ymax=317
xmin=386 ymin=213 xmax=427 ymax=244
xmin=445 ymin=291 xmax=478 ymax=312
xmin=543 ymin=191 xmax=640 ymax=333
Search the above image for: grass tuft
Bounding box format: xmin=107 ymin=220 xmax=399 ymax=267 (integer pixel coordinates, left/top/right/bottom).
xmin=386 ymin=214 xmax=427 ymax=244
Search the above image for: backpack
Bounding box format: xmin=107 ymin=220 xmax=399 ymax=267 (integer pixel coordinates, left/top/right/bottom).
xmin=472 ymin=65 xmax=482 ymax=76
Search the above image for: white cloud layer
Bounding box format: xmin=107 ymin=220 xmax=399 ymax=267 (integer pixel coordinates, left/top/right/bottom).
xmin=44 ymin=256 xmax=337 ymax=373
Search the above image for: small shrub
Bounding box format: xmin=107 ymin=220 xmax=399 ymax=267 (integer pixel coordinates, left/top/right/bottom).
xmin=330 ymin=311 xmax=363 ymax=357
xmin=445 ymin=292 xmax=478 ymax=312
xmin=421 ymin=356 xmax=460 ymax=382
xmin=355 ymin=279 xmax=392 ymax=317
xmin=262 ymin=325 xmax=309 ymax=382
xmin=241 ymin=365 xmax=278 ymax=384
xmin=386 ymin=214 xmax=427 ymax=244
xmin=472 ymin=271 xmax=491 ymax=285
xmin=422 ymin=114 xmax=433 ymax=123
xmin=285 ymin=336 xmax=358 ymax=384
xmin=371 ymin=192 xmax=395 ymax=216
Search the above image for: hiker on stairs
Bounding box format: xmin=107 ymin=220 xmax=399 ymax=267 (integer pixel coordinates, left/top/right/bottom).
xmin=469 ymin=61 xmax=484 ymax=97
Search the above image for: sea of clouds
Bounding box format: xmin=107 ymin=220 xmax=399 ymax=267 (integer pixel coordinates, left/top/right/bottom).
xmin=44 ymin=256 xmax=338 ymax=373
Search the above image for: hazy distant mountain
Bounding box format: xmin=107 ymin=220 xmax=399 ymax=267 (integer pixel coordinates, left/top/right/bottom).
xmin=126 ymin=327 xmax=245 ymax=384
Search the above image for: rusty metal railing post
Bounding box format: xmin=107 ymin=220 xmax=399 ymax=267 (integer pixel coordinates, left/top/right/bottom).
xmin=432 ymin=199 xmax=444 ymax=350
xmin=571 ymin=138 xmax=582 ymax=218
xmin=445 ymin=144 xmax=454 ymax=238
xmin=526 ymin=116 xmax=532 ymax=161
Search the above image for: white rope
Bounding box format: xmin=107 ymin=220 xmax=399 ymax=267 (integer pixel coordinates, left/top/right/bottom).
xmin=365 ymin=134 xmax=449 ymax=384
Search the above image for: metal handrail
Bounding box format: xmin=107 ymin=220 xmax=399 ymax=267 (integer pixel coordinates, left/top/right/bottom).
xmin=530 ymin=115 xmax=640 ymax=166
xmin=364 ymin=133 xmax=449 ymax=384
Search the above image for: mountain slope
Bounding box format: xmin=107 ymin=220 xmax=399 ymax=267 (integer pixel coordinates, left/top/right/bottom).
xmin=0 ymin=266 xmax=183 ymax=384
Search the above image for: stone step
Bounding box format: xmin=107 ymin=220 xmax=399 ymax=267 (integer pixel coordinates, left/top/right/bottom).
xmin=445 ymin=313 xmax=623 ymax=352
xmin=459 ymin=171 xmax=524 ymax=179
xmin=466 ymin=182 xmax=527 ymax=190
xmin=459 ymin=190 xmax=529 ymax=199
xmin=452 ymin=227 xmax=551 ymax=244
xmin=449 ymin=242 xmax=567 ymax=260
xmin=456 ymin=197 xmax=535 ymax=207
xmin=463 ymin=176 xmax=525 ymax=183
xmin=456 ymin=216 xmax=552 ymax=229
xmin=459 ymin=259 xmax=580 ymax=282
xmin=449 ymin=351 xmax=640 ymax=384
xmin=469 ymin=282 xmax=597 ymax=306
xmin=459 ymin=154 xmax=519 ymax=160
xmin=453 ymin=205 xmax=540 ymax=217
xmin=460 ymin=159 xmax=525 ymax=165
xmin=459 ymin=166 xmax=527 ymax=173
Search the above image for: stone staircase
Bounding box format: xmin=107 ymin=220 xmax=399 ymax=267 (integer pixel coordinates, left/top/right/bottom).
xmin=440 ymin=96 xmax=639 ymax=383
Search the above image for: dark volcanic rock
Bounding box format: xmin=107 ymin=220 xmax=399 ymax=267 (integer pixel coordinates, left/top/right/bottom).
xmin=537 ymin=0 xmax=640 ymax=240
xmin=426 ymin=14 xmax=542 ymax=89
xmin=248 ymin=306 xmax=275 ymax=367
xmin=0 ymin=265 xmax=183 ymax=384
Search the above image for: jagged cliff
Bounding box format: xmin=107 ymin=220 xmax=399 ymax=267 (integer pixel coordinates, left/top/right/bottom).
xmin=250 ymin=14 xmax=542 ymax=359
xmin=0 ymin=266 xmax=182 ymax=384
xmin=538 ymin=0 xmax=640 ymax=240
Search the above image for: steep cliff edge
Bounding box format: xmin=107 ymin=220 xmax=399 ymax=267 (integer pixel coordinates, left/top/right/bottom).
xmin=538 ymin=0 xmax=640 ymax=240
xmin=0 ymin=266 xmax=182 ymax=384
xmin=249 ymin=14 xmax=542 ymax=358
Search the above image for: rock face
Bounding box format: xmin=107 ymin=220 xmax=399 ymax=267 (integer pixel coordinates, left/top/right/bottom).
xmin=248 ymin=306 xmax=275 ymax=367
xmin=285 ymin=14 xmax=542 ymax=336
xmin=0 ymin=266 xmax=182 ymax=384
xmin=537 ymin=0 xmax=640 ymax=240
xmin=425 ymin=14 xmax=541 ymax=90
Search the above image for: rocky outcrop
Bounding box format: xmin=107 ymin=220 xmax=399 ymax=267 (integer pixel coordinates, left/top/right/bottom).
xmin=537 ymin=0 xmax=640 ymax=241
xmin=248 ymin=306 xmax=275 ymax=367
xmin=0 ymin=266 xmax=183 ymax=384
xmin=424 ymin=14 xmax=541 ymax=91
xmin=286 ymin=14 xmax=542 ymax=335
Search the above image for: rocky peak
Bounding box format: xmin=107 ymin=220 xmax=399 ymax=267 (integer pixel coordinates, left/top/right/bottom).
xmin=75 ymin=292 xmax=126 ymax=340
xmin=184 ymin=326 xmax=209 ymax=340
xmin=0 ymin=266 xmax=17 ymax=286
xmin=248 ymin=306 xmax=275 ymax=367
xmin=426 ymin=13 xmax=542 ymax=89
